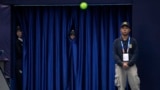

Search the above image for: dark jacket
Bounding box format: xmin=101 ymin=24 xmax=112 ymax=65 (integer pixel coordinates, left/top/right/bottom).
xmin=16 ymin=38 xmax=23 ymax=59
xmin=113 ymin=37 xmax=138 ymax=67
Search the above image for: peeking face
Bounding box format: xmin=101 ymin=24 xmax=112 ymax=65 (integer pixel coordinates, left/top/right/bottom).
xmin=17 ymin=30 xmax=22 ymax=38
xmin=70 ymin=34 xmax=75 ymax=40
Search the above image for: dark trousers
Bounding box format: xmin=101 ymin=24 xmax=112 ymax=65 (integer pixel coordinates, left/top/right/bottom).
xmin=16 ymin=59 xmax=22 ymax=90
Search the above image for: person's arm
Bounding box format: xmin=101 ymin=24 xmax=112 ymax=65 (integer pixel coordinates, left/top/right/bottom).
xmin=113 ymin=40 xmax=123 ymax=66
xmin=128 ymin=39 xmax=138 ymax=66
xmin=16 ymin=40 xmax=22 ymax=59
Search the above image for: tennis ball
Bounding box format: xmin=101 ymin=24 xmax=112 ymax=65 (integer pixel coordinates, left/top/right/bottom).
xmin=80 ymin=2 xmax=88 ymax=10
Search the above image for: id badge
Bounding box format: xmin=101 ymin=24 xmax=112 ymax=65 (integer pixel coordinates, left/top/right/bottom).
xmin=123 ymin=53 xmax=129 ymax=61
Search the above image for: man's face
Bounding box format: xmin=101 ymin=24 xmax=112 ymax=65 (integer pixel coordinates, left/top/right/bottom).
xmin=120 ymin=26 xmax=130 ymax=36
xmin=17 ymin=31 xmax=22 ymax=38
xmin=70 ymin=34 xmax=75 ymax=39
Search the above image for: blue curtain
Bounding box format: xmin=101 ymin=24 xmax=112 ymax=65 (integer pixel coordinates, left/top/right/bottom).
xmin=13 ymin=5 xmax=131 ymax=90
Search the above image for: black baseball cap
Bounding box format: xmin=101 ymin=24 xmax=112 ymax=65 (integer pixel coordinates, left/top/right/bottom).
xmin=70 ymin=30 xmax=75 ymax=35
xmin=121 ymin=21 xmax=130 ymax=28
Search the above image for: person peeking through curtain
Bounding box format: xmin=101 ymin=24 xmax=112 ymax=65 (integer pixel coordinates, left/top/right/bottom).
xmin=68 ymin=29 xmax=79 ymax=90
xmin=16 ymin=26 xmax=23 ymax=90
xmin=113 ymin=21 xmax=140 ymax=90
xmin=70 ymin=30 xmax=76 ymax=40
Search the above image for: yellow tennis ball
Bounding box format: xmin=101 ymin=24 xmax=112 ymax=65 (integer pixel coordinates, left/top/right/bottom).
xmin=80 ymin=2 xmax=88 ymax=10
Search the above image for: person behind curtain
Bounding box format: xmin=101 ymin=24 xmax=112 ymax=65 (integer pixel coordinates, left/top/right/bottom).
xmin=70 ymin=30 xmax=76 ymax=40
xmin=16 ymin=26 xmax=23 ymax=90
xmin=68 ymin=29 xmax=77 ymax=90
xmin=113 ymin=22 xmax=140 ymax=90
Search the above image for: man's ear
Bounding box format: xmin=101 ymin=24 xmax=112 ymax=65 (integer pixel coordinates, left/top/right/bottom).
xmin=120 ymin=28 xmax=122 ymax=32
xmin=129 ymin=29 xmax=131 ymax=32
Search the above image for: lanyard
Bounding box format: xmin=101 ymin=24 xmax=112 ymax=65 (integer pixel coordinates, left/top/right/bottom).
xmin=121 ymin=37 xmax=130 ymax=53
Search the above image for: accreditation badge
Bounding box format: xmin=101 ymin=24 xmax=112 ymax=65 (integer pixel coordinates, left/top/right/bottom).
xmin=123 ymin=53 xmax=129 ymax=61
xmin=129 ymin=44 xmax=132 ymax=48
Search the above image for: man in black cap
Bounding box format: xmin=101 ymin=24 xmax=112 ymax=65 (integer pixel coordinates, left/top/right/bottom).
xmin=70 ymin=29 xmax=76 ymax=40
xmin=16 ymin=26 xmax=23 ymax=90
xmin=113 ymin=22 xmax=140 ymax=90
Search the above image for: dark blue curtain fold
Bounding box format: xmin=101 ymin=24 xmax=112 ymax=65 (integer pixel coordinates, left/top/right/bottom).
xmin=13 ymin=5 xmax=131 ymax=90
